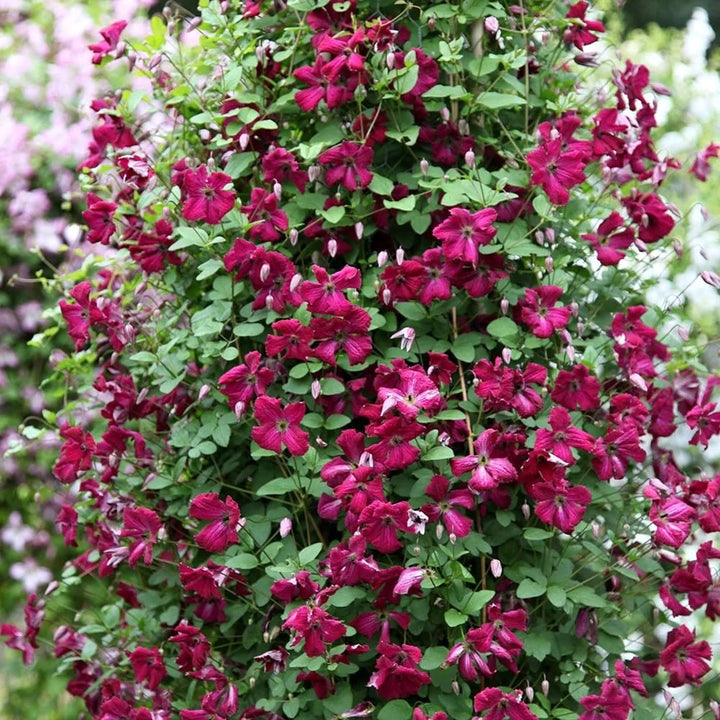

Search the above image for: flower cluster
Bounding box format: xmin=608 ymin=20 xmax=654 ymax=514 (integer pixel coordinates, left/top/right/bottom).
xmin=9 ymin=2 xmax=720 ymax=720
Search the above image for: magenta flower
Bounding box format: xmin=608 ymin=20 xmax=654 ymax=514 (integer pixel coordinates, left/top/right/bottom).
xmin=88 ymin=20 xmax=127 ymax=64
xmin=180 ymin=164 xmax=236 ymax=224
xmin=531 ymin=476 xmax=592 ymax=534
xmin=300 ymin=264 xmax=361 ymax=315
xmin=519 ymin=286 xmax=571 ymax=338
xmin=282 ymin=605 xmax=346 ymax=657
xmin=659 ymin=626 xmax=712 ymax=687
xmin=83 ymin=192 xmax=118 ymax=245
xmin=450 ymin=429 xmax=517 ymax=493
xmin=53 ymin=424 xmax=95 ymax=484
xmin=473 ymin=687 xmax=538 ymax=720
xmin=582 ymin=211 xmax=635 ymax=266
xmin=551 ymin=364 xmax=601 ymax=412
xmin=319 ymin=141 xmax=373 ymax=190
xmin=564 ymin=1 xmax=605 ymax=50
xmin=218 ymin=350 xmax=274 ymax=415
xmin=535 ymin=406 xmax=594 ymax=465
xmin=262 ymin=146 xmax=308 ymax=191
xmin=378 ymin=369 xmax=442 ymax=420
xmin=358 ymin=500 xmax=412 ymax=553
xmin=241 ymin=187 xmax=289 ymax=242
xmin=432 ymin=207 xmax=497 ymax=266
xmin=367 ymin=642 xmax=431 ymax=699
xmin=121 ymin=507 xmax=162 ymax=568
xmin=422 ymin=475 xmax=474 ymax=540
xmin=527 ymin=139 xmax=587 ymax=206
xmin=690 ymin=142 xmax=720 ymax=181
xmin=265 ymin=319 xmax=313 ymax=360
xmin=251 ymin=396 xmax=309 ymax=456
xmin=127 ymin=646 xmax=166 ymax=690
xmin=578 ymin=682 xmax=632 ymax=720
xmin=169 ymin=621 xmax=211 ymax=673
xmin=189 ymin=493 xmax=241 ymax=553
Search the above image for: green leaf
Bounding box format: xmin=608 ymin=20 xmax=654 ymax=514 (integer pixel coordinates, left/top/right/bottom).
xmin=477 ymin=91 xmax=527 ymax=109
xmin=462 ymin=590 xmax=495 ymax=615
xmin=224 ymin=152 xmax=258 ymax=178
xmin=444 ymin=608 xmax=467 ymax=627
xmin=395 ymin=301 xmax=427 ymax=321
xmin=383 ymin=195 xmax=416 ymax=211
xmin=523 ymin=631 xmax=553 ymax=661
xmin=486 ymin=317 xmax=519 ymax=338
xmin=325 ymin=414 xmax=351 ymax=430
xmin=524 ymin=527 xmax=554 ymax=541
xmin=419 ymin=646 xmax=448 ymax=670
xmin=516 ymin=578 xmax=547 ymax=599
xmin=299 ymin=542 xmax=324 ymax=565
xmin=547 ymin=586 xmax=567 ymax=608
xmin=256 ymin=477 xmax=297 ymax=496
xmin=320 ymin=378 xmax=345 ymax=395
xmin=451 ymin=332 xmax=481 ymax=362
xmin=378 ymin=701 xmax=412 ymax=720
xmin=326 ymin=586 xmax=365 ymax=608
xmin=422 ymin=445 xmax=455 ymax=461
xmin=320 ymin=205 xmax=345 ymax=224
xmin=423 ymin=84 xmax=468 ymax=98
xmin=567 ymin=585 xmax=608 ymax=608
xmin=170 ymin=226 xmax=208 ymax=251
xmin=369 ymin=174 xmax=395 ymax=196
xmin=225 ymin=553 xmax=259 ymax=570
xmin=196 ymin=258 xmax=224 ymax=281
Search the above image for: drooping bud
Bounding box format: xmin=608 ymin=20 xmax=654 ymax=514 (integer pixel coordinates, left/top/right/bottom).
xmin=311 ymin=379 xmax=322 ymax=399
xmin=502 ymin=347 xmax=512 ymax=364
xmin=289 ymin=228 xmax=298 ymax=246
xmin=382 ymin=288 xmax=392 ymax=305
xmin=545 ymin=256 xmax=553 ymax=272
xmin=328 ymin=238 xmax=338 ymax=257
xmin=677 ymin=326 xmax=689 ymax=342
xmin=260 ymin=263 xmax=271 ymax=283
xmin=198 ymin=384 xmax=211 ymax=402
xmin=420 ymin=158 xmax=429 ymax=176
xmin=377 ymin=250 xmax=388 ymax=267
xmin=541 ymin=677 xmax=549 ymax=696
xmin=489 ymin=558 xmax=502 ymax=577
xmin=234 ymin=401 xmax=246 ymax=419
xmin=464 ymin=149 xmax=476 ymax=168
xmin=440 ymin=107 xmax=450 ymax=122
xmin=273 ymin=181 xmax=282 ymax=201
xmin=525 ymin=684 xmax=534 ymax=703
xmin=522 ymin=502 xmax=531 ymax=520
xmin=396 ymin=248 xmax=405 ymax=264
xmin=279 ymin=518 xmax=292 ymax=537
xmin=265 ymin=293 xmax=274 ymax=310
xmin=308 ymin=165 xmax=321 ymax=182
xmin=500 ymin=297 xmax=509 ymax=315
xmin=354 ymin=221 xmax=364 ymax=239
xmin=386 ymin=51 xmax=396 ymax=70
xmin=239 ymin=133 xmax=250 ymax=151
xmin=290 ymin=273 xmax=303 ymax=292
xmin=485 ymin=16 xmax=500 ymax=34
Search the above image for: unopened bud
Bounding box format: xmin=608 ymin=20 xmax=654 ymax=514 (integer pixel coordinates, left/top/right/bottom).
xmin=545 ymin=228 xmax=555 ymax=244
xmin=490 ymin=558 xmax=502 ymax=577
xmin=545 ymin=257 xmax=553 ymax=272
xmin=355 ymin=221 xmax=364 ymax=239
xmin=436 ymin=523 xmax=444 ymax=540
xmin=279 ymin=518 xmax=292 ymax=538
xmin=574 ymin=52 xmax=599 ymax=67
xmin=386 ymin=51 xmax=396 ymax=70
xmin=635 ymin=238 xmax=648 ymax=253
xmin=308 ymin=165 xmax=321 ymax=182
xmin=452 ymin=681 xmax=460 ymax=695
xmin=260 ymin=263 xmax=271 ymax=283
xmin=592 ymin=521 xmax=601 ymax=538
xmin=502 ymin=347 xmax=512 ymax=364
xmin=328 ymin=238 xmax=338 ymax=257
xmin=273 ymin=181 xmax=282 ymax=200
xmin=577 ymin=321 xmax=585 ymax=336
xmin=500 ymin=297 xmax=509 ymax=315
xmin=525 ymin=685 xmax=534 ymax=702
xmin=440 ymin=107 xmax=450 ymax=122
xmin=458 ymin=119 xmax=470 ymax=135
xmin=311 ymin=379 xmax=322 ymax=399
xmin=663 ymin=690 xmax=682 ymax=719
xmin=522 ymin=502 xmax=530 ymax=520
xmin=382 ymin=288 xmax=392 ymax=305
xmin=377 ymin=250 xmax=388 ymax=267
xmin=316 ymin=437 xmax=327 ymax=447
xmin=672 ymin=239 xmax=683 ymax=258
xmin=541 ymin=677 xmax=549 ymax=696
xmin=701 ymin=270 xmax=720 ymax=289
xmin=535 ymin=230 xmax=545 ymax=244
xmin=565 ymin=345 xmax=576 ymax=362
xmin=234 ymin=401 xmax=246 ymax=419
xmin=239 ymin=133 xmax=250 ymax=151
xmin=464 ymin=149 xmax=476 ymax=168
xmin=629 ymin=373 xmax=648 ymax=392
xmin=265 ymin=293 xmax=274 ymax=310
xmin=186 ymin=17 xmax=202 ymax=32
xmin=148 ymin=54 xmax=162 ymax=70
xmin=249 ymin=676 xmax=256 ymax=688
xmin=290 ymin=273 xmax=303 ymax=292
xmin=677 ymin=326 xmax=689 ymax=342
xmin=396 ymin=248 xmax=405 ymax=265
xmin=420 ymin=158 xmax=429 ymax=176
xmin=289 ymin=228 xmax=298 ymax=246
xmin=198 ymin=384 xmax=211 ymax=402
xmin=651 ymin=82 xmax=672 ymax=97
xmin=127 ymin=50 xmax=137 ymax=71
xmin=485 ymin=16 xmax=499 ymax=34
xmin=428 ymin=16 xmax=435 ymax=30
xmin=114 ymin=41 xmax=127 ymax=58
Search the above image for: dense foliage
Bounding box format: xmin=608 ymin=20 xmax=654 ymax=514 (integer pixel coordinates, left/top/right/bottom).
xmin=3 ymin=1 xmax=720 ymax=719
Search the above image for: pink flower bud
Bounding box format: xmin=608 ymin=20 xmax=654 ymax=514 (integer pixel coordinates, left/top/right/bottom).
xmin=672 ymin=239 xmax=683 ymax=258
xmin=239 ymin=133 xmax=250 ymax=151
xmin=114 ymin=41 xmax=127 ymax=58
xmin=458 ymin=119 xmax=470 ymax=135
xmin=545 ymin=228 xmax=555 ymax=244
xmin=127 ymin=51 xmax=137 ymax=70
xmin=198 ymin=384 xmax=211 ymax=401
xmin=541 ymin=677 xmax=549 ymax=696
xmin=485 ymin=16 xmax=500 ymax=34
xmin=576 ymin=322 xmax=585 ymax=336
xmin=634 ymin=238 xmax=648 ymax=253
xmin=328 ymin=238 xmax=338 ymax=257
xmin=535 ymin=230 xmax=545 ymax=244
xmin=260 ymin=263 xmax=271 ymax=283
xmin=651 ymin=82 xmax=672 ymax=97
xmin=522 ymin=502 xmax=530 ymax=520
xmin=502 ymin=347 xmax=512 ymax=364
xmin=273 ymin=181 xmax=282 ymax=200
xmin=396 ymin=248 xmax=405 ymax=265
xmin=428 ymin=16 xmax=435 ymax=30
xmin=377 ymin=250 xmax=388 ymax=267
xmin=289 ymin=228 xmax=298 ymax=246
xmin=311 ymin=379 xmax=322 ymax=399
xmin=592 ymin=521 xmax=602 ymax=538
xmin=500 ymin=298 xmax=509 ymax=315
xmin=186 ymin=17 xmax=202 ymax=32
xmin=574 ymin=52 xmax=600 ymax=67
xmin=290 ymin=273 xmax=303 ymax=292
xmin=386 ymin=51 xmax=396 ymax=70
xmin=490 ymin=558 xmax=502 ymax=577
xmin=382 ymin=288 xmax=392 ymax=305
xmin=436 ymin=523 xmax=444 ymax=540
xmin=316 ymin=436 xmax=328 ymax=447
xmin=525 ymin=685 xmax=534 ymax=702
xmin=701 ymin=270 xmax=720 ymax=289
xmin=148 ymin=54 xmax=162 ymax=69
xmin=234 ymin=401 xmax=246 ymax=419
xmin=265 ymin=293 xmax=274 ymax=310
xmin=452 ymin=681 xmax=460 ymax=695
xmin=629 ymin=373 xmax=648 ymax=392
xmin=308 ymin=165 xmax=321 ymax=182
xmin=355 ymin=221 xmax=364 ymax=239
xmin=440 ymin=107 xmax=450 ymax=122
xmin=464 ymin=149 xmax=476 ymax=168
xmin=677 ymin=326 xmax=689 ymax=342
xmin=420 ymin=158 xmax=429 ymax=176
xmin=545 ymin=257 xmax=553 ymax=272
xmin=279 ymin=518 xmax=292 ymax=537
xmin=565 ymin=344 xmax=576 ymax=362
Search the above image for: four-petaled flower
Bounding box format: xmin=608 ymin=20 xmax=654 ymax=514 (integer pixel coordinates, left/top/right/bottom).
xmin=252 ymin=396 xmax=309 ymax=456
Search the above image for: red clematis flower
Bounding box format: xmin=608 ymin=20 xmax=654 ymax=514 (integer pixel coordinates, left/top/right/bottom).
xmin=127 ymin=646 xmax=166 ymax=690
xmin=564 ymin=1 xmax=605 ymax=50
xmin=582 ymin=211 xmax=635 ymax=266
xmin=189 ymin=493 xmax=241 ymax=553
xmin=473 ymin=687 xmax=538 ymax=720
xmin=251 ymin=396 xmax=309 ymax=456
xmin=121 ymin=506 xmax=162 ymax=567
xmin=367 ymin=642 xmax=431 ymax=699
xmin=527 ymin=139 xmax=587 ymax=206
xmin=283 ymin=605 xmax=346 ymax=657
xmin=53 ymin=424 xmax=95 ymax=484
xmin=659 ymin=625 xmax=712 ymax=687
xmin=88 ymin=20 xmax=127 ymax=64
xmin=180 ymin=164 xmax=236 ymax=225
xmin=319 ymin=141 xmax=373 ymax=190
xmin=432 ymin=207 xmax=497 ymax=266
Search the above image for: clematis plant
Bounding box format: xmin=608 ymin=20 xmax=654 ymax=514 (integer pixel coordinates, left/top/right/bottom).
xmin=12 ymin=1 xmax=720 ymax=720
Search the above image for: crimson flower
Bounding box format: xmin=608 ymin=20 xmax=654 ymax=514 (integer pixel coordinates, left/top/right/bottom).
xmin=319 ymin=141 xmax=373 ymax=190
xmin=659 ymin=625 xmax=712 ymax=686
xmin=432 ymin=207 xmax=497 ymax=266
xmin=535 ymin=406 xmax=595 ymax=465
xmin=218 ymin=350 xmax=274 ymax=415
xmin=519 ymin=285 xmax=572 ymax=338
xmin=252 ymin=396 xmax=309 ymax=456
xmin=530 ymin=475 xmax=592 ymax=534
xmin=564 ymin=1 xmax=605 ymax=50
xmin=241 ymin=187 xmax=289 ymax=242
xmin=578 ymin=682 xmax=632 ymax=720
xmin=83 ymin=193 xmax=118 ymax=245
xmin=189 ymin=493 xmax=241 ymax=553
xmin=358 ymin=500 xmax=412 ymax=553
xmin=473 ymin=687 xmax=537 ymax=720
xmin=527 ymin=139 xmax=587 ymax=205
xmin=88 ymin=20 xmax=127 ymax=64
xmin=53 ymin=424 xmax=95 ymax=484
xmin=367 ymin=642 xmax=431 ymax=699
xmin=581 ymin=211 xmax=635 ymax=266
xmin=421 ymin=474 xmax=474 ymax=540
xmin=450 ymin=429 xmax=517 ymax=493
xmin=300 ymin=264 xmax=361 ymax=315
xmin=265 ymin=319 xmax=313 ymax=360
xmin=262 ymin=146 xmax=308 ymax=191
xmin=121 ymin=506 xmax=162 ymax=567
xmin=127 ymin=646 xmax=166 ymax=690
xmin=690 ymin=142 xmax=720 ymax=181
xmin=551 ymin=364 xmax=601 ymax=412
xmin=169 ymin=621 xmax=211 ymax=674
xmin=282 ymin=604 xmax=346 ymax=657
xmin=378 ymin=368 xmax=442 ymax=420
xmin=180 ymin=164 xmax=236 ymax=225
